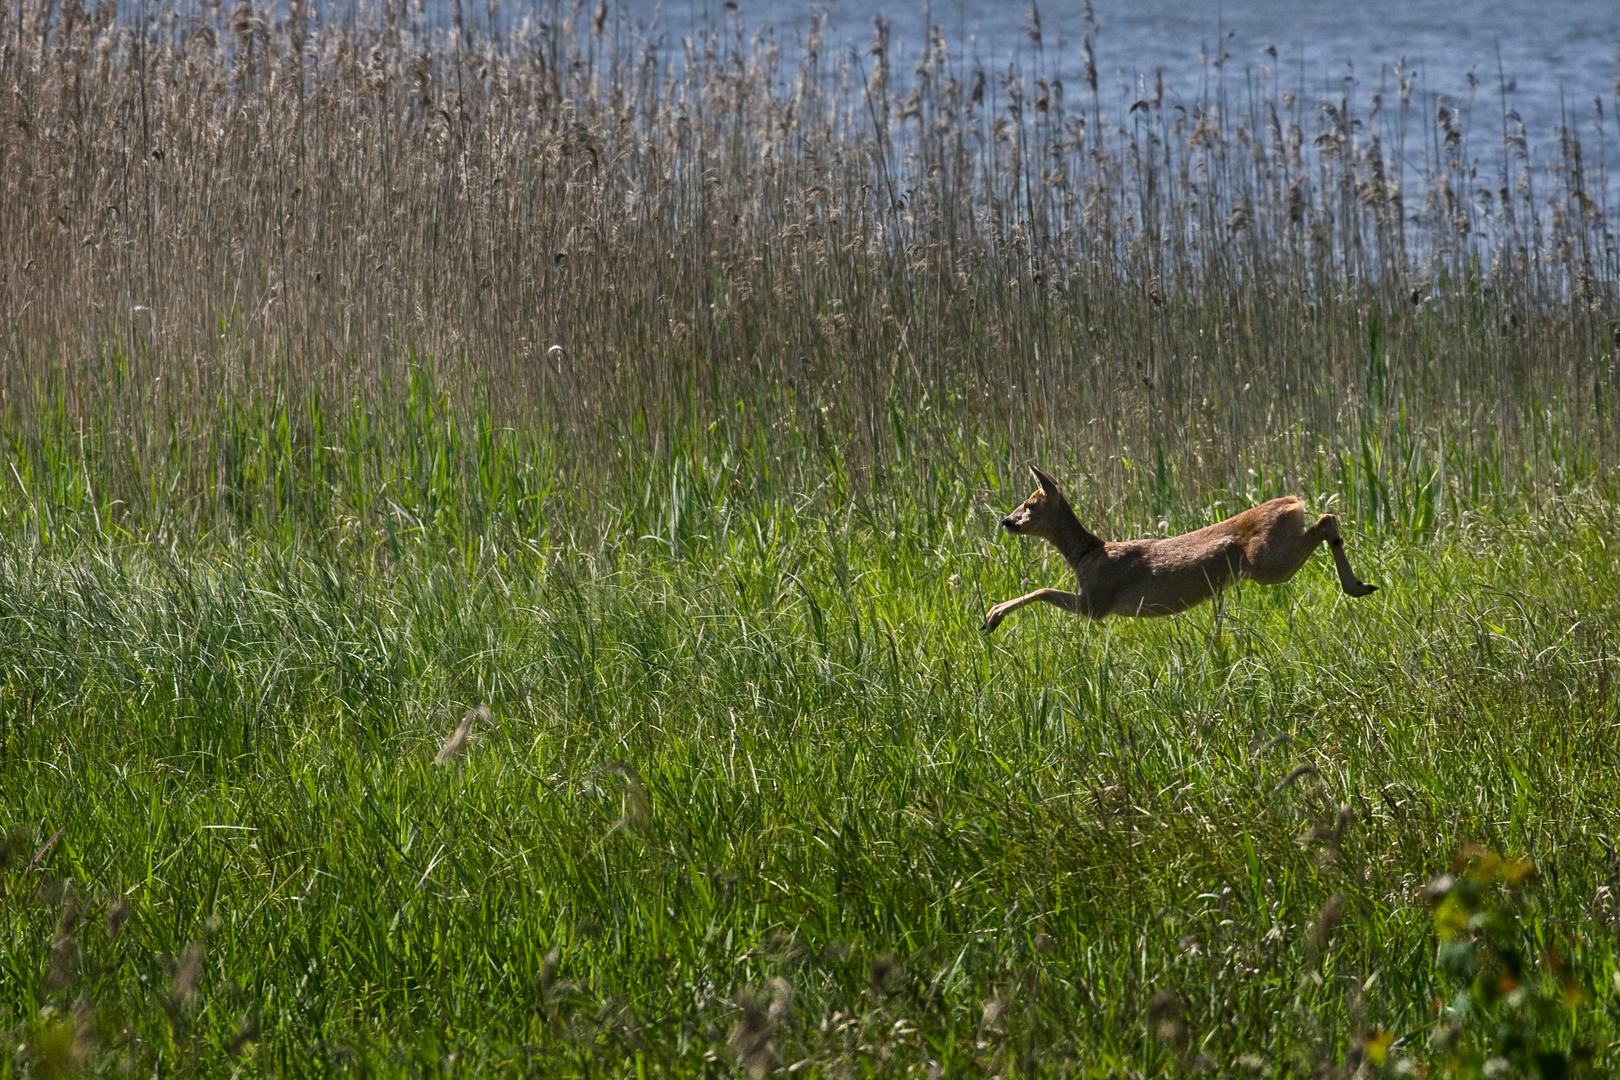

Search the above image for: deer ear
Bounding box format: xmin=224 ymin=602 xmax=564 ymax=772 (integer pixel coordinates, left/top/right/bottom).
xmin=1029 ymin=464 xmax=1063 ymax=497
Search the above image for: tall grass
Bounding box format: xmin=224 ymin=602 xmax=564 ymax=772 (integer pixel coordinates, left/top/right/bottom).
xmin=3 ymin=460 xmax=1620 ymax=1075
xmin=2 ymin=0 xmax=1617 ymax=544
xmin=3 ymin=1 xmax=1620 ymax=1075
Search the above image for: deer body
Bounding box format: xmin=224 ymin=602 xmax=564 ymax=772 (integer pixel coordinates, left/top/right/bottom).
xmin=982 ymin=466 xmax=1377 ymax=632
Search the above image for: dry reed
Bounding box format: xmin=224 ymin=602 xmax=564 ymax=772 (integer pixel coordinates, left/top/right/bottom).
xmin=1 ymin=0 xmax=1616 ymax=542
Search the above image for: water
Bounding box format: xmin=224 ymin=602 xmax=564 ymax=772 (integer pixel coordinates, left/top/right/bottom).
xmin=490 ymin=0 xmax=1620 ymax=179
xmin=177 ymin=0 xmax=1620 ymax=190
xmin=620 ymin=0 xmax=1619 ymax=119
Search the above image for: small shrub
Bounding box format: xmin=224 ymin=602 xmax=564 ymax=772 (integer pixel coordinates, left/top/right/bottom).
xmin=1380 ymin=848 xmax=1594 ymax=1079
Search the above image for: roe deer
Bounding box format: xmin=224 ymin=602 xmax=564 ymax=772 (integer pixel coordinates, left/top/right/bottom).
xmin=982 ymin=465 xmax=1377 ymax=632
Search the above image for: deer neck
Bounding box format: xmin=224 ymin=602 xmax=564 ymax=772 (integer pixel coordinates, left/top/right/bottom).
xmin=1047 ymin=504 xmax=1104 ymax=573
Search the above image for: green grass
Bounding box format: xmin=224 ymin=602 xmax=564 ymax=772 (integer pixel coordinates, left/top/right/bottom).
xmin=4 ymin=1 xmax=1620 ymax=1072
xmin=3 ymin=408 xmax=1618 ymax=1076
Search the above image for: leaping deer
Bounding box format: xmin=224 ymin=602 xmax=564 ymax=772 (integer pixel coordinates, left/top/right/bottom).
xmin=982 ymin=465 xmax=1378 ymax=632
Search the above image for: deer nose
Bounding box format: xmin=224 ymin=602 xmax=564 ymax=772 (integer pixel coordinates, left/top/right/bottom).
xmin=1001 ymin=516 xmax=1018 ymax=533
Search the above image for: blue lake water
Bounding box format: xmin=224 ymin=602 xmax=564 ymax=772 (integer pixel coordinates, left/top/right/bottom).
xmin=203 ymin=0 xmax=1620 ymax=194
xmin=478 ymin=0 xmax=1620 ymax=179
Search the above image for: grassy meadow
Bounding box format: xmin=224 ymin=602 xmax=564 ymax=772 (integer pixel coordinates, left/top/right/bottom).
xmin=3 ymin=0 xmax=1620 ymax=1075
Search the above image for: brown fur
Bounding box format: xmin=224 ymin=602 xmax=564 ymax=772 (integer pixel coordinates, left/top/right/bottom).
xmin=982 ymin=465 xmax=1377 ymax=632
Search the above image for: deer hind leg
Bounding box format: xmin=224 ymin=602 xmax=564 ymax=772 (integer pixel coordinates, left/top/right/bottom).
xmin=981 ymin=588 xmax=1091 ymax=633
xmin=1307 ymin=514 xmax=1378 ymax=597
xmin=1242 ymin=504 xmax=1322 ymax=585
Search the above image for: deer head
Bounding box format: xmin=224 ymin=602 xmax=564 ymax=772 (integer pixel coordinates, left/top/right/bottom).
xmin=1001 ymin=465 xmax=1072 ymax=538
xmin=1000 ymin=465 xmax=1105 ymax=561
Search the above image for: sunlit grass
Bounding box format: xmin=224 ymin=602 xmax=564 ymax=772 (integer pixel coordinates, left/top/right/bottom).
xmin=3 ymin=436 xmax=1618 ymax=1074
xmin=3 ymin=0 xmax=1619 ymax=1073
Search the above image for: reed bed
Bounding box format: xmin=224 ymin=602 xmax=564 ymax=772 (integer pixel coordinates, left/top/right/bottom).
xmin=2 ymin=0 xmax=1617 ymax=540
xmin=3 ymin=1 xmax=1620 ymax=1076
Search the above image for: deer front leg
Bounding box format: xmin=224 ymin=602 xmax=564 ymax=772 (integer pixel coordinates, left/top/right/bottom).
xmin=1309 ymin=514 xmax=1378 ymax=597
xmin=981 ymin=588 xmax=1091 ymax=633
